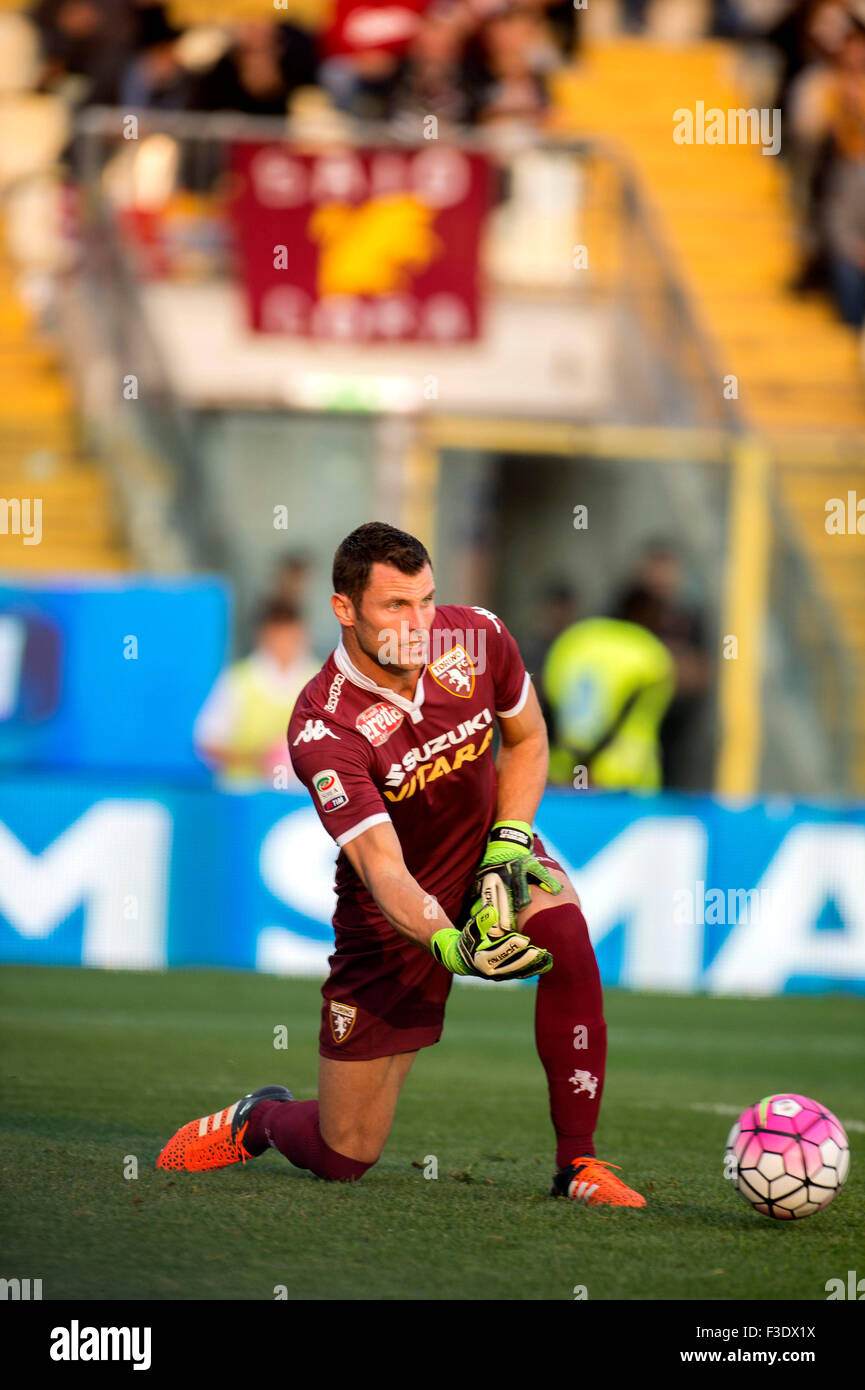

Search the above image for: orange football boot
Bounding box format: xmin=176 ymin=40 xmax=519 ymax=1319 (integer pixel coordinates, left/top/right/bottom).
xmin=156 ymin=1084 xmax=293 ymax=1172
xmin=551 ymin=1157 xmax=646 ymax=1208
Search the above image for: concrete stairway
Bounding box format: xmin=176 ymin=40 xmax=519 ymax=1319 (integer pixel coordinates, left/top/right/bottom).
xmin=0 ymin=256 xmax=129 ymax=573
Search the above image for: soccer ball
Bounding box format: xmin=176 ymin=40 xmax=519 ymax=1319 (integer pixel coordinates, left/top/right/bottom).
xmin=725 ymin=1093 xmax=849 ymax=1220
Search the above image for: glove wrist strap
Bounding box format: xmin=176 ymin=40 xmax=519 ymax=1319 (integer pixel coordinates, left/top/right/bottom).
xmin=487 ymin=820 xmax=533 ymax=854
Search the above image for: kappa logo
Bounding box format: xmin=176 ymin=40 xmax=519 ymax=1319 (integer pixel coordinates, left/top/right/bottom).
xmin=293 ymin=719 xmax=340 ymax=746
xmin=314 ymin=769 xmax=349 ymax=812
xmin=356 ymin=701 xmax=404 ymax=747
xmin=471 ymin=606 xmax=501 ymax=634
xmin=329 ymin=1000 xmax=357 ymax=1043
xmin=569 ymin=1069 xmax=598 ymax=1099
xmin=324 ymin=673 xmax=345 ymax=714
xmin=429 ymin=645 xmax=475 ymax=699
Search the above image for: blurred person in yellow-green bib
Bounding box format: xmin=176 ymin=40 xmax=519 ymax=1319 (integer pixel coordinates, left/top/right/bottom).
xmin=542 ymin=615 xmax=675 ymax=792
xmin=194 ymin=598 xmax=318 ymax=790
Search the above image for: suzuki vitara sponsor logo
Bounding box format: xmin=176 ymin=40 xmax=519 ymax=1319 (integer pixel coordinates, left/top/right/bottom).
xmin=384 ymin=708 xmax=492 ymax=783
xmin=383 ymin=708 xmax=493 ymax=800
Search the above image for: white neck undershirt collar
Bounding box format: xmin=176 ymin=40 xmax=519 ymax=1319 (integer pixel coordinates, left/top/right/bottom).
xmin=334 ymin=640 xmax=426 ymax=724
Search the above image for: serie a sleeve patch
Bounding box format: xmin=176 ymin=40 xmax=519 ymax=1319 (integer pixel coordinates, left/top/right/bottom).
xmin=312 ymin=769 xmax=349 ymax=812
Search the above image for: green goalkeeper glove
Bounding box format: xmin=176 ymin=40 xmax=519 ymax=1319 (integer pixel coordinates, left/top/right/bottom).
xmin=473 ymin=820 xmax=562 ymax=923
xmin=430 ymin=900 xmax=553 ymax=982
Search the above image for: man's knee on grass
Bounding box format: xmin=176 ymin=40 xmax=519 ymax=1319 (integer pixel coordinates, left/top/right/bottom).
xmin=318 ymin=1122 xmax=386 ymax=1173
xmin=310 ymin=1136 xmax=379 ymax=1182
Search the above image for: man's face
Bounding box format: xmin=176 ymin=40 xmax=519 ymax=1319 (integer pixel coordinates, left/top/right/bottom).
xmin=346 ymin=561 xmax=436 ymax=674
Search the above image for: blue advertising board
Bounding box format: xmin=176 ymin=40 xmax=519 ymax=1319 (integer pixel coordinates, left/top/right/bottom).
xmin=1 ymin=781 xmax=863 ymax=996
xmin=0 ymin=579 xmax=230 ymax=780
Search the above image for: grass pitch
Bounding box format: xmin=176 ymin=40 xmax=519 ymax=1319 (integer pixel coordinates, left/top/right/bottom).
xmin=0 ymin=966 xmax=862 ymax=1301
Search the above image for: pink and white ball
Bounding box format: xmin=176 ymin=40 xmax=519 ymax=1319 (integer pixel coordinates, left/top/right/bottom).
xmin=725 ymin=1094 xmax=850 ymax=1220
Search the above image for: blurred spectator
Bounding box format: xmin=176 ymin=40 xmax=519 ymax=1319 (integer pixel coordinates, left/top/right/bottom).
xmin=521 ymin=581 xmax=580 ymax=745
xmin=269 ymin=551 xmax=313 ymax=612
xmin=386 ymin=6 xmax=479 ymax=127
xmin=120 ymin=9 xmax=188 ymax=111
xmin=537 ymin=0 xmax=581 ymax=57
xmin=190 ymin=21 xmax=317 ymax=116
xmin=193 ymin=598 xmax=318 ymax=790
xmin=462 ymin=0 xmax=578 ymax=56
xmin=784 ymin=5 xmax=865 ymax=316
xmin=521 ymin=580 xmax=579 ymax=673
xmin=468 ymin=4 xmax=556 ymax=126
xmin=32 ymin=0 xmax=135 ymax=105
xmin=319 ymin=0 xmax=430 ymax=119
xmin=542 ymin=613 xmax=676 ymax=790
xmin=613 ymin=542 xmax=712 ymax=787
xmin=822 ymin=21 xmax=865 ymax=323
xmin=29 ymin=0 xmax=566 ymax=132
xmin=764 ymin=0 xmax=853 ymax=118
xmin=621 ymin=0 xmax=651 ymax=33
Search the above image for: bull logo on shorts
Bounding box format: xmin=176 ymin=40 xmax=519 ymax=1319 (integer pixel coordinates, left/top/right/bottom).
xmin=429 ymin=645 xmax=475 ymax=699
xmin=569 ymin=1069 xmax=598 ymax=1098
xmin=329 ymin=1001 xmax=357 ymax=1043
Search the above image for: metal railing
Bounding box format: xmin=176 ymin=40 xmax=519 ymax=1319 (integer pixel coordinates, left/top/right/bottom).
xmin=71 ymin=184 xmax=224 ymax=573
xmin=73 ymin=106 xmax=734 ymax=424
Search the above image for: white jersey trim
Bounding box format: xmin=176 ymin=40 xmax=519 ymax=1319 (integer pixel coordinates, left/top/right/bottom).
xmin=495 ymin=671 xmax=531 ymax=721
xmin=335 ymin=811 xmax=392 ymax=849
xmin=333 ymin=640 xmax=426 ymax=724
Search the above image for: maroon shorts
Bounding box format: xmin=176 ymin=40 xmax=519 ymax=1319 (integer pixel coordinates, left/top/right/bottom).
xmin=318 ymin=836 xmax=563 ymax=1061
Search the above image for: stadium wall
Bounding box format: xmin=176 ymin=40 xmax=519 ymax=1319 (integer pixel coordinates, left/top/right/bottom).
xmin=0 ymin=783 xmax=862 ymax=996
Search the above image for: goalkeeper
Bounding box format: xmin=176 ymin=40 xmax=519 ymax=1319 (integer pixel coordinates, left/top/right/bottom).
xmin=157 ymin=523 xmax=645 ymax=1209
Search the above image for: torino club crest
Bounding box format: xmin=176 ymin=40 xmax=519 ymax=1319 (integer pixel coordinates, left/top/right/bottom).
xmin=329 ymin=1001 xmax=357 ymax=1043
xmin=429 ymin=645 xmax=475 ymax=698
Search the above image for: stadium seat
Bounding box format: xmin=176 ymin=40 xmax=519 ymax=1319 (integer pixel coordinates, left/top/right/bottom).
xmin=0 ymin=221 xmax=130 ymax=575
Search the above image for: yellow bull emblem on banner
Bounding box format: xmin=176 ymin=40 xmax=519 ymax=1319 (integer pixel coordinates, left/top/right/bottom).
xmin=308 ymin=194 xmax=442 ymax=296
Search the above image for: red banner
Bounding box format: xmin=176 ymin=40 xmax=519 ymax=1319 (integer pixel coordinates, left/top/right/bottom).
xmin=227 ymin=143 xmax=491 ymax=342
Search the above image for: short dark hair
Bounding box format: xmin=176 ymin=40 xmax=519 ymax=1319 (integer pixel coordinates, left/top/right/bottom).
xmin=256 ymin=597 xmax=302 ymax=629
xmin=333 ymin=522 xmax=431 ymax=609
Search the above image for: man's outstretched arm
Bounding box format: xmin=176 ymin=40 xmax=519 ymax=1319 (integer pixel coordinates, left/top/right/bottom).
xmin=343 ymin=820 xmax=449 ymax=949
xmin=343 ymin=820 xmax=552 ymax=982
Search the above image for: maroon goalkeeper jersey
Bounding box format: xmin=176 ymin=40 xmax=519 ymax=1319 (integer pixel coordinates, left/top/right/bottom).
xmin=288 ymin=604 xmax=531 ymax=929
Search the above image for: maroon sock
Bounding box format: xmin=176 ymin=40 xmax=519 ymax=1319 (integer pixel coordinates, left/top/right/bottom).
xmin=244 ymin=1098 xmax=373 ymax=1182
xmin=525 ymin=902 xmax=608 ymax=1170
